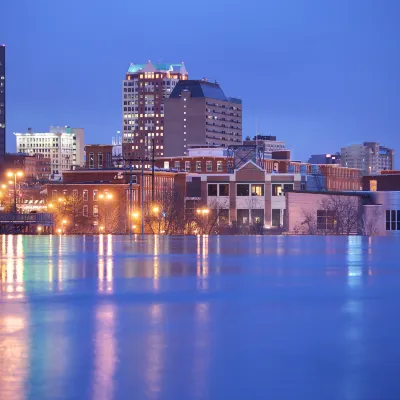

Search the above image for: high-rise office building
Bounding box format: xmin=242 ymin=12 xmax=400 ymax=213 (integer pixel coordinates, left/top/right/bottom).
xmin=122 ymin=61 xmax=188 ymax=159
xmin=341 ymin=142 xmax=394 ymax=175
xmin=0 ymin=45 xmax=6 ymax=161
xmin=15 ymin=126 xmax=84 ymax=179
xmin=164 ymin=79 xmax=242 ymax=157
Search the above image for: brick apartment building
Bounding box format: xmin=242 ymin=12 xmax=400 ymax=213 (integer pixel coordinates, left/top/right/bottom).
xmin=85 ymin=144 xmax=113 ymax=169
xmin=164 ymin=79 xmax=242 ymax=157
xmin=47 ymin=168 xmax=186 ymax=233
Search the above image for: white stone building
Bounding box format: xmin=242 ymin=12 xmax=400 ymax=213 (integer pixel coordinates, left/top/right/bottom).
xmin=15 ymin=126 xmax=84 ymax=180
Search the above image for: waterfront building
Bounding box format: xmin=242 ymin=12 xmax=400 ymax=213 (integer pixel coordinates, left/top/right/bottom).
xmin=163 ymin=79 xmax=242 ymax=157
xmin=15 ymin=126 xmax=84 ymax=179
xmin=122 ymin=61 xmax=188 ymax=159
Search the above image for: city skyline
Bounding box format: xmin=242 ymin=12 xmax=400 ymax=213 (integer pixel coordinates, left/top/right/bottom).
xmin=1 ymin=0 xmax=399 ymax=165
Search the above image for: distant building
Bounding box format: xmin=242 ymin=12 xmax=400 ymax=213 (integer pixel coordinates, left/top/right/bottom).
xmin=243 ymin=135 xmax=286 ymax=155
xmin=122 ymin=61 xmax=188 ymax=159
xmin=0 ymin=45 xmax=5 ymax=161
xmin=164 ymin=79 xmax=242 ymax=157
xmin=341 ymin=142 xmax=394 ymax=175
xmin=4 ymin=153 xmax=51 ymax=181
xmin=84 ymin=144 xmax=113 ymax=169
xmin=15 ymin=126 xmax=84 ymax=179
xmin=308 ymin=153 xmax=341 ymax=165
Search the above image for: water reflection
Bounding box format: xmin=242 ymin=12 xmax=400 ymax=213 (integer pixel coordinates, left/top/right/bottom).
xmin=98 ymin=235 xmax=113 ymax=293
xmin=0 ymin=235 xmax=29 ymax=400
xmin=92 ymin=303 xmax=116 ymax=400
xmin=144 ymin=304 xmax=165 ymax=399
xmin=347 ymin=236 xmax=364 ymax=287
xmin=197 ymin=235 xmax=209 ymax=291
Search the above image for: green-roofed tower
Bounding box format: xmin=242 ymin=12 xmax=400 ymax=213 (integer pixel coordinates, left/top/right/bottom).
xmin=122 ymin=60 xmax=188 ymax=160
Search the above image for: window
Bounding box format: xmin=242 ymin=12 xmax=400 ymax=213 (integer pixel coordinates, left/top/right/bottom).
xmin=52 ymin=190 xmax=57 ymax=199
xmin=272 ymin=209 xmax=281 ymax=227
xmin=73 ymin=190 xmax=78 ymax=200
xmin=283 ymin=184 xmax=293 ymax=193
xmin=185 ymin=161 xmax=191 ymax=172
xmin=237 ymin=184 xmax=250 ymax=196
xmin=93 ymin=205 xmax=99 ymax=217
xmin=217 ymin=161 xmax=223 ymax=172
xmin=272 ymin=184 xmax=282 ymax=196
xmin=317 ymin=210 xmax=335 ymax=231
xmin=386 ymin=210 xmax=400 ymax=231
xmin=251 ymin=184 xmax=264 ymax=196
xmin=206 ymin=161 xmax=212 ymax=172
xmin=174 ymin=161 xmax=180 ymax=170
xmin=98 ymin=152 xmax=103 ymax=168
xmin=89 ymin=153 xmax=94 ymax=169
xmin=196 ymin=161 xmax=202 ymax=172
xmin=208 ymin=184 xmax=218 ymax=196
xmin=83 ymin=190 xmax=88 ymax=201
xmin=272 ymin=183 xmax=292 ymax=196
xmin=370 ymin=180 xmax=377 ymax=191
xmin=83 ymin=205 xmax=88 ymax=217
xmin=219 ymin=184 xmax=229 ymax=196
xmin=93 ymin=190 xmax=98 ymax=201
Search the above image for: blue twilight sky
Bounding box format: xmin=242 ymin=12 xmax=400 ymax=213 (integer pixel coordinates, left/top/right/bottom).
xmin=1 ymin=0 xmax=400 ymax=163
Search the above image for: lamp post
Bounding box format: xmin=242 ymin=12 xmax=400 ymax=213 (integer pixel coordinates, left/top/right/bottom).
xmin=196 ymin=208 xmax=210 ymax=235
xmin=99 ymin=192 xmax=113 ymax=233
xmin=7 ymin=171 xmax=23 ymax=214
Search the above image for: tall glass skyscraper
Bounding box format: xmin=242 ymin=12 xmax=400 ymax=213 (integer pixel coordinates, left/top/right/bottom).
xmin=0 ymin=45 xmax=6 ymax=161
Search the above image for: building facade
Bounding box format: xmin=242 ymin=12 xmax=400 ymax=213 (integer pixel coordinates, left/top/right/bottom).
xmin=341 ymin=142 xmax=394 ymax=175
xmin=184 ymin=161 xmax=305 ymax=229
xmin=85 ymin=145 xmax=113 ymax=169
xmin=0 ymin=45 xmax=5 ymax=161
xmin=308 ymin=153 xmax=341 ymax=165
xmin=15 ymin=126 xmax=84 ymax=179
xmin=122 ymin=61 xmax=188 ymax=159
xmin=243 ymin=135 xmax=286 ymax=155
xmin=164 ymin=79 xmax=242 ymax=157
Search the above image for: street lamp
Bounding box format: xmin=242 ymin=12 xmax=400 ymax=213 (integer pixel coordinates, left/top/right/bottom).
xmin=37 ymin=226 xmax=42 ymax=234
xmin=61 ymin=219 xmax=67 ymax=234
xmin=7 ymin=171 xmax=23 ymax=214
xmin=196 ymin=208 xmax=209 ymax=215
xmin=99 ymin=192 xmax=113 ymax=233
xmin=153 ymin=206 xmax=160 ymax=213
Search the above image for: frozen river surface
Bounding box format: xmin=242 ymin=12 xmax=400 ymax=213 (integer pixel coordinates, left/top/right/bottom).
xmin=1 ymin=234 xmax=400 ymax=400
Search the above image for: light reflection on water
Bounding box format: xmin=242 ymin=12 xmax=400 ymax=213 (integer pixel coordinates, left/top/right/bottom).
xmin=0 ymin=235 xmax=400 ymax=399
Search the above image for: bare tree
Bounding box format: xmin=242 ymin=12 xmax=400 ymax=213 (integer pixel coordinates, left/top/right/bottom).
xmin=361 ymin=206 xmax=382 ymax=236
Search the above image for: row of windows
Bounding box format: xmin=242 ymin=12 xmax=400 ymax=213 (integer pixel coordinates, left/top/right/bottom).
xmin=386 ymin=210 xmax=400 ymax=231
xmin=52 ymin=189 xmax=109 ymax=202
xmin=206 ymin=183 xmax=294 ymax=197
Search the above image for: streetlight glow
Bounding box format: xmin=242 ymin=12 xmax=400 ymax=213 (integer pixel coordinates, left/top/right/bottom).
xmin=99 ymin=194 xmax=104 ymax=199
xmin=107 ymin=193 xmax=113 ymax=200
xmin=132 ymin=212 xmax=139 ymax=219
xmin=153 ymin=206 xmax=160 ymax=213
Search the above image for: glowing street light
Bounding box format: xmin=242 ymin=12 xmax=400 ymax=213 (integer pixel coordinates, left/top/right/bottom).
xmin=57 ymin=228 xmax=62 ymax=234
xmin=6 ymin=170 xmax=24 ymax=214
xmin=132 ymin=212 xmax=139 ymax=219
xmin=153 ymin=206 xmax=160 ymax=213
xmin=196 ymin=208 xmax=209 ymax=215
xmin=37 ymin=226 xmax=42 ymax=233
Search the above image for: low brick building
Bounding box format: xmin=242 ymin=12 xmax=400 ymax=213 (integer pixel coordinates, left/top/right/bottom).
xmin=47 ymin=168 xmax=186 ymax=233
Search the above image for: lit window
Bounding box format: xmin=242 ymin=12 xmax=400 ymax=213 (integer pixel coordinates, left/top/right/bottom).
xmin=93 ymin=205 xmax=99 ymax=217
xmin=83 ymin=190 xmax=88 ymax=201
xmin=93 ymin=190 xmax=98 ymax=201
xmin=251 ymin=184 xmax=264 ymax=196
xmin=196 ymin=161 xmax=201 ymax=172
xmin=370 ymin=180 xmax=377 ymax=191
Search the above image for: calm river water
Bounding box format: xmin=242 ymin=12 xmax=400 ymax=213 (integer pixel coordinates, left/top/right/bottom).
xmin=1 ymin=235 xmax=400 ymax=400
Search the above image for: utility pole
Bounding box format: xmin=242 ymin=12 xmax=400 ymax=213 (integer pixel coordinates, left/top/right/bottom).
xmin=152 ymin=138 xmax=155 ymax=202
xmin=141 ymin=161 xmax=145 ymax=236
xmin=129 ymin=161 xmax=133 ymax=236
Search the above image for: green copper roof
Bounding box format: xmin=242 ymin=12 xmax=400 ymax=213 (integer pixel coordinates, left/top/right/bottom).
xmin=127 ymin=62 xmax=185 ymax=74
